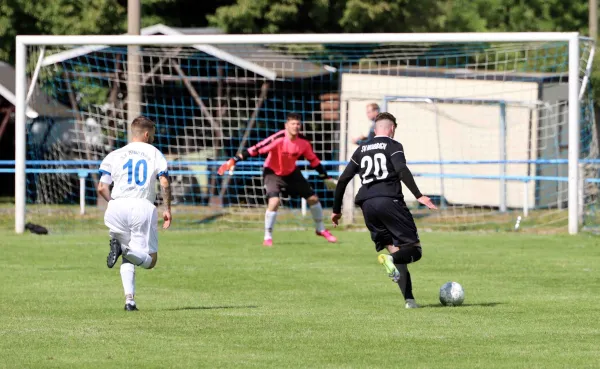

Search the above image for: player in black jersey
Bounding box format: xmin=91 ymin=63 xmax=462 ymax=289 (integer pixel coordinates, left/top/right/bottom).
xmin=331 ymin=112 xmax=437 ymax=308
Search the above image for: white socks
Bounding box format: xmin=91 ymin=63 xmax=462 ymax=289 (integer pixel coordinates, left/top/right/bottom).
xmin=120 ymin=250 xmax=151 ymax=306
xmin=120 ymin=263 xmax=135 ymax=299
xmin=265 ymin=211 xmax=277 ymax=240
xmin=264 ymin=202 xmax=324 ymax=239
xmin=123 ymin=249 xmax=153 ymax=269
xmin=310 ymin=202 xmax=325 ymax=233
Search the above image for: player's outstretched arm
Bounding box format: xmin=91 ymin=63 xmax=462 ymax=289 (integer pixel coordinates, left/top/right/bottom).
xmin=302 ymin=140 xmax=334 ymax=184
xmin=159 ymin=175 xmax=172 ymax=229
xmin=217 ymin=132 xmax=285 ymax=175
xmin=390 ymin=147 xmax=437 ymax=210
xmin=331 ymin=158 xmax=360 ymax=226
xmin=400 ymin=166 xmax=437 ymax=209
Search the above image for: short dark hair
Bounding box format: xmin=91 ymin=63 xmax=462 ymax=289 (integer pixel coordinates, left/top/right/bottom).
xmin=131 ymin=116 xmax=156 ymax=135
xmin=374 ymin=112 xmax=397 ymax=128
xmin=286 ymin=112 xmax=302 ymax=122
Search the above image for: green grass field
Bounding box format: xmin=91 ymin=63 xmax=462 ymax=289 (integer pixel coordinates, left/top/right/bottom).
xmin=1 ymin=229 xmax=600 ymax=368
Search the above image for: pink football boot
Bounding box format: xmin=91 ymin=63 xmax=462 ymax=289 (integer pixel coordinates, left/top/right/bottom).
xmin=316 ymin=229 xmax=337 ymax=243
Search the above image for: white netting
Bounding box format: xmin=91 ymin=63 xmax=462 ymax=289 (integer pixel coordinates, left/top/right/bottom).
xmin=19 ymin=36 xmax=598 ymax=233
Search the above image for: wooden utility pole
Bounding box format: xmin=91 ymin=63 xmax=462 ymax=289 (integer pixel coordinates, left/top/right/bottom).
xmin=127 ymin=0 xmax=141 ymax=142
xmin=591 ymin=0 xmax=598 ymax=40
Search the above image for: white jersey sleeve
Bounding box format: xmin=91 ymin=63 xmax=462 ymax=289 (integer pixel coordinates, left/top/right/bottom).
xmin=156 ymin=151 xmax=168 ymax=179
xmin=101 ymin=142 xmax=168 ymax=203
xmin=99 ymin=152 xmax=114 ymax=178
xmin=99 ymin=152 xmax=115 ymax=185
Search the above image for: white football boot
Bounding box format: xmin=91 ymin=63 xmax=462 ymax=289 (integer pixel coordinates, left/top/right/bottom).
xmin=405 ymin=299 xmax=419 ymax=309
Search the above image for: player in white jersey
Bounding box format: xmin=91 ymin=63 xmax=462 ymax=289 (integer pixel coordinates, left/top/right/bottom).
xmin=97 ymin=116 xmax=172 ymax=311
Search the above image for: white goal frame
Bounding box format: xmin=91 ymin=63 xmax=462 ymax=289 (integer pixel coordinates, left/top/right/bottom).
xmin=14 ymin=32 xmax=582 ymax=234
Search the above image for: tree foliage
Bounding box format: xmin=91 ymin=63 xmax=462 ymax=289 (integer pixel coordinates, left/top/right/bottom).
xmin=206 ymin=0 xmax=592 ymax=35
xmin=0 ymin=0 xmax=594 ymax=62
xmin=0 ymin=0 xmax=125 ymax=64
xmin=206 ymin=0 xmax=342 ymax=34
xmin=0 ymin=0 xmax=597 ymax=103
xmin=0 ymin=0 xmax=228 ymax=65
xmin=207 ymin=0 xmax=598 ymax=103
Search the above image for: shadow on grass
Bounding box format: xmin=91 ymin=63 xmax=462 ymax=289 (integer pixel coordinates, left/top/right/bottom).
xmin=165 ymin=305 xmax=260 ymax=311
xmin=420 ymin=302 xmax=503 ymax=308
xmin=193 ymin=212 xmax=228 ymax=224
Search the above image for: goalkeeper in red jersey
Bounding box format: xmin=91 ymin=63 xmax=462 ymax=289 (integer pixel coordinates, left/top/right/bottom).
xmin=218 ymin=113 xmax=337 ymax=246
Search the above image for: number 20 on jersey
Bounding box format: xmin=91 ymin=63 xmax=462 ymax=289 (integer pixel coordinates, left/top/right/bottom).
xmin=360 ymin=153 xmax=389 ymax=184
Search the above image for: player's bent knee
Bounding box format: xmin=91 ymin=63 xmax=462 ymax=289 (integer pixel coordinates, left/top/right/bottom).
xmin=266 ymin=197 xmax=280 ymax=212
xmin=386 ymin=245 xmax=400 ymax=254
xmin=148 ymin=253 xmax=158 ymax=269
xmin=306 ymin=195 xmax=319 ymax=205
xmin=405 ymin=244 xmax=422 ymax=264
xmin=411 ymin=246 xmax=422 ymax=263
xmin=389 ymin=244 xmax=422 ymax=264
xmin=374 ymin=234 xmax=394 ymax=252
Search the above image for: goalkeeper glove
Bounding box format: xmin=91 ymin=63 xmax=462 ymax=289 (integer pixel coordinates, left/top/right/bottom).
xmin=324 ymin=177 xmax=338 ymax=191
xmin=217 ymin=157 xmax=239 ymax=175
xmin=313 ymin=164 xmax=337 ymax=190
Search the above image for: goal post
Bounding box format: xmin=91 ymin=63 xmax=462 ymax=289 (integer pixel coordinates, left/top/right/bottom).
xmin=14 ymin=32 xmax=586 ymax=234
xmin=568 ymin=37 xmax=582 ymax=235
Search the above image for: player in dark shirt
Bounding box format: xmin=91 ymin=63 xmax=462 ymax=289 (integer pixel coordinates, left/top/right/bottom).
xmin=331 ymin=112 xmax=437 ymax=308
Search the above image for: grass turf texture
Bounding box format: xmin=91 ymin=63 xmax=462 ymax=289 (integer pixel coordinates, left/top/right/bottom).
xmin=4 ymin=202 xmax=599 ymax=233
xmin=1 ymin=230 xmax=599 ymax=368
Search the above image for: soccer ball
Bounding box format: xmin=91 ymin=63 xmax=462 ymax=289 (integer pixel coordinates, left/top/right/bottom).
xmin=439 ymin=281 xmax=465 ymax=306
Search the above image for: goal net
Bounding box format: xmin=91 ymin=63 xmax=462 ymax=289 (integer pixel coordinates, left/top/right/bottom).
xmin=14 ymin=32 xmax=598 ymax=234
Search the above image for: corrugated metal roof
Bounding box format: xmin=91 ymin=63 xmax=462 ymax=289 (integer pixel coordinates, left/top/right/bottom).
xmin=40 ymin=24 xmax=332 ymax=80
xmin=215 ymin=44 xmax=332 ymax=79
xmin=0 ymin=62 xmax=74 ymax=119
xmin=171 ymin=27 xmax=224 ymax=35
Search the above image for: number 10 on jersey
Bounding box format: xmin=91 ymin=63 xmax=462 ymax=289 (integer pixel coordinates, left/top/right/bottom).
xmin=123 ymin=158 xmax=148 ymax=186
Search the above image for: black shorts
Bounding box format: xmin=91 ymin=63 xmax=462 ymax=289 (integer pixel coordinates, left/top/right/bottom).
xmin=360 ymin=197 xmax=420 ymax=252
xmin=263 ymin=167 xmax=315 ymax=199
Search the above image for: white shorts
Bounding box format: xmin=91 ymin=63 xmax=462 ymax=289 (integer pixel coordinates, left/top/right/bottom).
xmin=104 ymin=198 xmax=159 ymax=254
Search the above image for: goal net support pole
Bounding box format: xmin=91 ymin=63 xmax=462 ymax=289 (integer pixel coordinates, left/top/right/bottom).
xmin=380 ymin=96 xmax=553 ymax=215
xmin=14 ymin=32 xmax=581 ymax=234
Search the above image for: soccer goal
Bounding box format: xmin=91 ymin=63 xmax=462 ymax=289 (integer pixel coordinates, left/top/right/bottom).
xmin=13 ymin=31 xmax=598 ymax=234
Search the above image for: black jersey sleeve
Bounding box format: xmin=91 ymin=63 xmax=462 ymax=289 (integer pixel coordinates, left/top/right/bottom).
xmin=389 ymin=143 xmax=423 ymax=199
xmin=332 ymin=149 xmax=361 ymax=214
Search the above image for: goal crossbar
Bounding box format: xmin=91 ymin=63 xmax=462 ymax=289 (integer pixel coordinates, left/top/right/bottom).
xmin=16 ymin=32 xmax=579 ymax=46
xmin=13 ymin=32 xmax=582 ymax=234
